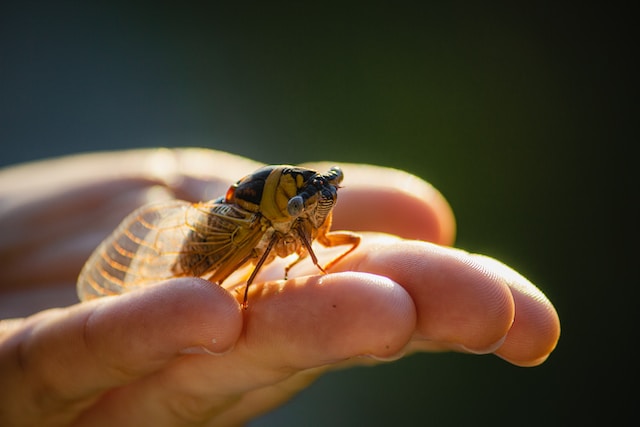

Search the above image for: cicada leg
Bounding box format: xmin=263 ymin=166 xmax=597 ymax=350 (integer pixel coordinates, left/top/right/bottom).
xmin=316 ymin=230 xmax=361 ymax=271
xmin=285 ymin=223 xmax=361 ymax=279
xmin=314 ymin=210 xmax=361 ymax=272
xmin=284 ymin=233 xmax=324 ymax=280
xmin=241 ymin=234 xmax=279 ymax=309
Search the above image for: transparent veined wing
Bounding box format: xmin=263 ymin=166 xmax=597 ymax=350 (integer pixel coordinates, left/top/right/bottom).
xmin=77 ymin=200 xmax=193 ymax=300
xmin=76 ymin=199 xmax=263 ymax=300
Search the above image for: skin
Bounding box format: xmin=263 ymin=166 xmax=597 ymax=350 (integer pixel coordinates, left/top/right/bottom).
xmin=0 ymin=148 xmax=560 ymax=426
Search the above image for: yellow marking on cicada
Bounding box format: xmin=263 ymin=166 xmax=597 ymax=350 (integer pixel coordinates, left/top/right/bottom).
xmin=260 ymin=168 xmax=287 ymax=221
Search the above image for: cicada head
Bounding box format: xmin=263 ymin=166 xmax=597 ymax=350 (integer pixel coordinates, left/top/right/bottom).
xmin=224 ymin=165 xmax=342 ymax=228
xmin=286 ymin=166 xmax=343 ymax=228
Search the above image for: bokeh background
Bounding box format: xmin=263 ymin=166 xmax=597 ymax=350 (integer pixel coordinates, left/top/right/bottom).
xmin=1 ymin=2 xmax=632 ymax=425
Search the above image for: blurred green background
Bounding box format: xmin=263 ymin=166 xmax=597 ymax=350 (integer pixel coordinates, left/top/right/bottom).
xmin=1 ymin=2 xmax=631 ymax=425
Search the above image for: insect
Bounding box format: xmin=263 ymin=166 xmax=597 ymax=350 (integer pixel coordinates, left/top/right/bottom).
xmin=77 ymin=165 xmax=361 ymax=308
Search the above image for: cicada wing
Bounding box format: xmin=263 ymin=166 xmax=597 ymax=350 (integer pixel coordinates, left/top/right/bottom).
xmin=77 ymin=200 xmax=194 ymax=300
xmin=174 ymin=201 xmax=266 ymax=285
xmin=77 ymin=199 xmax=267 ymax=301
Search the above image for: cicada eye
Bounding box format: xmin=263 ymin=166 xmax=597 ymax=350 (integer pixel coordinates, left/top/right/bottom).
xmin=327 ymin=166 xmax=344 ymax=185
xmin=287 ymin=195 xmax=304 ymax=217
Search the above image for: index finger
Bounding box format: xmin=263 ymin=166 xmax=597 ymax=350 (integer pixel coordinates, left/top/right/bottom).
xmin=0 ymin=148 xmax=263 ymax=289
xmin=326 ymin=233 xmax=560 ymax=366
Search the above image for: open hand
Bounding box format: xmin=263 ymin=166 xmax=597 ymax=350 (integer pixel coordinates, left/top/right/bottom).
xmin=0 ymin=148 xmax=560 ymax=426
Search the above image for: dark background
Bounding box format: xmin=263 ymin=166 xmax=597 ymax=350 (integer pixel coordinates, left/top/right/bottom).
xmin=0 ymin=2 xmax=633 ymax=425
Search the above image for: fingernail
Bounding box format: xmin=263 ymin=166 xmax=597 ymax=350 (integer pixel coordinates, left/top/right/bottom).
xmin=358 ymin=351 xmax=406 ymax=362
xmin=180 ymin=338 xmax=235 ymax=356
xmin=455 ymin=335 xmax=508 ymax=354
xmin=179 ymin=346 xmax=219 ymax=356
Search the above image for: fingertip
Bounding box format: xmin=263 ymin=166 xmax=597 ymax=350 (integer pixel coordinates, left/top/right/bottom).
xmin=358 ymin=242 xmax=516 ymax=353
xmin=0 ymin=279 xmax=242 ymax=416
xmin=301 ymin=162 xmax=456 ymax=245
xmin=468 ymin=255 xmax=561 ymax=366
xmin=85 ymin=278 xmax=242 ymax=373
xmin=245 ymin=272 xmax=416 ymax=367
xmin=170 ymin=278 xmax=244 ymax=355
xmin=495 ymin=305 xmax=560 ymax=367
xmin=334 ymin=185 xmax=456 ymax=245
xmin=497 ymin=288 xmax=560 ymax=367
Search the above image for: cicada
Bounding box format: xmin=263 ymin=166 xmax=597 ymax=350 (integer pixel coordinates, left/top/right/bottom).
xmin=77 ymin=165 xmax=360 ymax=308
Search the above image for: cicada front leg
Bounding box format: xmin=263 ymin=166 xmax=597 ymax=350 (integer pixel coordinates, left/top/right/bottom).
xmin=315 ymin=210 xmax=361 ymax=272
xmin=285 ymin=215 xmax=361 ymax=279
xmin=316 ymin=229 xmax=361 ymax=272
xmin=284 ymin=227 xmax=324 ymax=280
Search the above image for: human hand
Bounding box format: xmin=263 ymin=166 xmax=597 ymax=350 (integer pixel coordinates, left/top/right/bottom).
xmin=0 ymin=148 xmax=560 ymax=426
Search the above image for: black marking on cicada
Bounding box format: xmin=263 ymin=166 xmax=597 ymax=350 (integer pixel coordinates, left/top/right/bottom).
xmin=76 ymin=165 xmax=361 ymax=308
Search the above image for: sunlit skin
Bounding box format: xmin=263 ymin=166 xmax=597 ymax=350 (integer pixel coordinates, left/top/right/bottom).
xmin=0 ymin=148 xmax=560 ymax=427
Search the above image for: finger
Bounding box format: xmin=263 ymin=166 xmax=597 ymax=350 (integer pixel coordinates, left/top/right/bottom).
xmin=356 ymin=237 xmax=516 ymax=353
xmin=266 ymin=233 xmax=514 ymax=353
xmin=245 ymin=271 xmax=416 ymax=364
xmin=0 ymin=148 xmax=262 ymax=288
xmin=469 ymin=255 xmax=561 ymax=366
xmin=167 ymin=147 xmax=263 ymax=201
xmin=211 ymin=271 xmax=416 ymax=426
xmin=0 ymin=148 xmax=262 ymax=244
xmin=329 ymin=233 xmax=560 ymax=365
xmin=75 ymin=272 xmax=416 ymax=426
xmin=1 ymin=180 xmax=175 ymax=289
xmin=0 ymin=278 xmax=241 ymax=426
xmin=0 ymin=148 xmax=258 ymax=203
xmin=301 ymin=161 xmax=456 ymax=245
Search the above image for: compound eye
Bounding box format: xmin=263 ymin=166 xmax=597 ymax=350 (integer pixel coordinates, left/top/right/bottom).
xmin=287 ymin=195 xmax=304 ymax=217
xmin=327 ymin=166 xmax=344 ymax=185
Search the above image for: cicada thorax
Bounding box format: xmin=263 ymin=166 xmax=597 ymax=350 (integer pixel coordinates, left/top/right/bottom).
xmin=230 ymin=166 xmax=316 ymax=219
xmin=171 ymin=201 xmax=264 ymax=283
xmin=173 ymin=165 xmax=344 ymax=288
xmin=237 ymin=164 xmax=341 ymax=243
